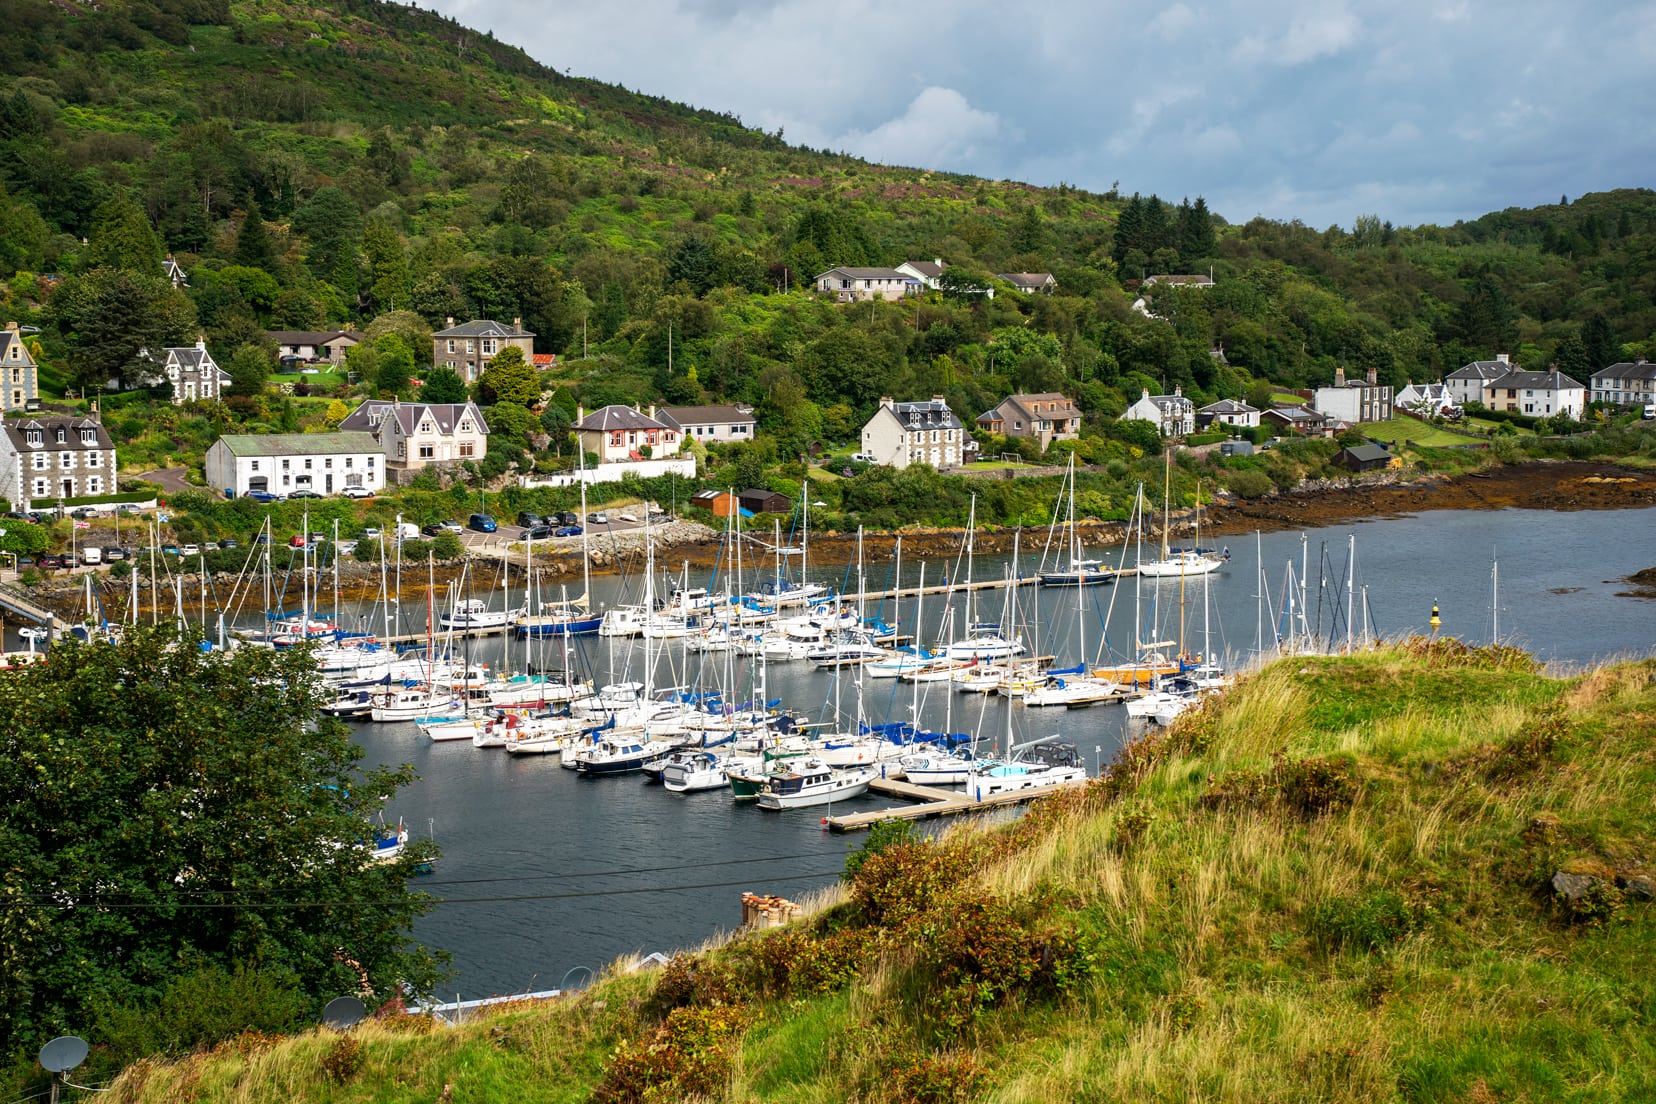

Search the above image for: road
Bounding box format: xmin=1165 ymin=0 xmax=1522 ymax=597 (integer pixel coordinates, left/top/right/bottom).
xmin=137 ymin=467 xmax=194 ymax=496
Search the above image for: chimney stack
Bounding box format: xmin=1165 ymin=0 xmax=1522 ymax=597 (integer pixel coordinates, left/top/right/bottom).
xmin=1334 ymin=365 xmax=1346 ymax=387
xmin=576 ymin=403 xmax=585 ymax=422
xmin=1496 ymin=352 xmax=1510 ymax=364
xmin=1366 ymin=366 xmax=1377 ymax=386
xmin=513 ymin=316 xmax=522 ymax=330
xmin=446 ymin=316 xmax=455 ymax=327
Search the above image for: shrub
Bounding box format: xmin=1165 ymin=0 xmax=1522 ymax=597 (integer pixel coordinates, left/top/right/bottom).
xmin=879 ymin=1050 xmax=989 ymax=1104
xmin=1225 ymin=468 xmax=1275 ymax=499
xmin=320 ymin=1034 xmax=363 ymax=1083
xmin=593 ymin=1004 xmax=749 ymax=1104
xmin=1310 ymin=888 xmax=1432 ymax=953
xmin=843 ymin=817 xmax=918 ymax=882
xmin=92 ymin=962 xmax=311 ymax=1064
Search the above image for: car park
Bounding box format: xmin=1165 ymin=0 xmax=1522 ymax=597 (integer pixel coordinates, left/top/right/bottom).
xmin=340 ymin=485 xmax=374 ymax=499
xmin=553 ymin=524 xmax=583 ymax=537
xmin=468 ymin=514 xmax=498 ymax=533
xmin=78 ymin=547 xmax=102 ymax=565
xmin=516 ymin=511 xmax=543 ymax=528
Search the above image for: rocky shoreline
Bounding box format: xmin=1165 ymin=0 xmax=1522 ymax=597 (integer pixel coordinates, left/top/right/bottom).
xmin=18 ymin=460 xmax=1656 ymax=620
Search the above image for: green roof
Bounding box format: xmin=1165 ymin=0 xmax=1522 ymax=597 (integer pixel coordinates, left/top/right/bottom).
xmin=216 ymin=432 xmax=382 ymax=457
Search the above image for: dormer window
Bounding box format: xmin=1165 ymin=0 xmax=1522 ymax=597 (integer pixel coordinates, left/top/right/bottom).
xmin=26 ymin=429 xmax=40 ymax=446
xmin=80 ymin=428 xmax=95 ymax=444
xmin=55 ymin=427 xmax=66 ymax=443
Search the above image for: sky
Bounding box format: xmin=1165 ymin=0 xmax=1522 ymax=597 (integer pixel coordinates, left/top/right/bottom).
xmin=421 ymin=0 xmax=1656 ymax=229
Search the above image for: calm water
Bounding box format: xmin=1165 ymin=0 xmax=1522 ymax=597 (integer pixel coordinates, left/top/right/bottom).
xmin=307 ymin=507 xmax=1654 ymax=1000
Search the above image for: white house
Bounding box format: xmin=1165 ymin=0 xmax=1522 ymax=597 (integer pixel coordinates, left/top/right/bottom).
xmin=0 ymin=416 xmax=116 ymax=508
xmin=860 ymin=395 xmax=966 ymax=469
xmin=205 ymin=432 xmax=386 ymax=499
xmin=1483 ymin=368 xmax=1586 ymax=419
xmin=657 ymin=403 xmax=757 ymax=444
xmin=1312 ymin=366 xmax=1394 ymax=425
xmin=1445 ymin=354 xmax=1515 ymax=407
xmin=813 ymin=267 xmax=920 ymax=302
xmin=1394 ymin=382 xmax=1458 ymax=418
xmin=1590 ymin=360 xmax=1656 ymax=409
xmin=150 ymin=339 xmax=233 ymax=404
xmin=337 ymin=399 xmax=489 ymax=470
xmin=163 ymin=254 xmax=189 ymax=289
xmin=996 ymin=272 xmax=1057 ymax=294
xmin=894 ymin=259 xmax=947 ymax=291
xmin=267 ymin=329 xmax=364 ymax=366
xmin=573 ymin=405 xmax=681 ymax=464
xmin=1196 ymin=398 xmax=1261 ymax=429
xmin=1123 ymin=387 xmax=1195 ymax=437
xmin=0 ymin=321 xmax=41 ymax=414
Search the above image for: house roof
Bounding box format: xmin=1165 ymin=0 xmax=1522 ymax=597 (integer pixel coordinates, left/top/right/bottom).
xmin=574 ymin=405 xmax=672 ymax=432
xmin=165 ymin=345 xmax=216 ymax=371
xmin=900 ymin=260 xmax=946 ymax=278
xmin=266 ymin=329 xmax=362 ymax=346
xmin=980 ymin=392 xmax=1079 ymax=424
xmin=1591 ymin=361 xmax=1656 ymax=382
xmin=690 ymin=488 xmax=731 ymax=502
xmin=432 ymin=318 xmax=535 ymax=339
xmin=214 ymin=432 xmax=383 ymax=458
xmin=1264 ymin=405 xmax=1326 ymax=424
xmin=1130 ymin=389 xmax=1194 ymax=414
xmin=1143 ymin=274 xmax=1214 ymax=288
xmin=1199 ymin=399 xmax=1259 ymax=414
xmin=996 ymin=272 xmax=1056 ymax=289
xmin=1489 ymin=368 xmax=1585 ymax=391
xmin=1340 ymin=443 xmax=1393 ymax=464
xmin=657 ymin=403 xmax=757 ymax=430
xmin=739 ymin=487 xmax=788 ymax=500
xmin=338 ymin=400 xmax=489 ymax=438
xmin=1447 ymin=360 xmax=1514 ymax=381
xmin=3 ymin=417 xmax=113 ymax=452
xmin=0 ymin=330 xmax=34 ymax=366
xmin=815 ymin=266 xmax=915 ymax=282
xmin=879 ymin=397 xmax=963 ymax=431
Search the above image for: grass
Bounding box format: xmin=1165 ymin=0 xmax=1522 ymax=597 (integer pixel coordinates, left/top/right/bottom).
xmin=100 ymin=641 xmax=1656 ymax=1102
xmin=1360 ymin=419 xmax=1484 ymax=447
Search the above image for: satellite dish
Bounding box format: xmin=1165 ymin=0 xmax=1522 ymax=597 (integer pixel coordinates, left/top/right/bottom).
xmin=322 ymin=996 xmax=368 ymax=1030
xmin=38 ymin=1036 xmax=89 ymax=1074
xmin=559 ymin=966 xmax=594 ymax=992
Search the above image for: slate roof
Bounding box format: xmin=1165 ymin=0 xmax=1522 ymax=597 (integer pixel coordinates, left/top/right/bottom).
xmin=996 ymin=272 xmax=1056 ymax=290
xmin=902 ymin=260 xmax=946 ymax=278
xmin=574 ymin=405 xmax=673 ymax=432
xmin=657 ymin=404 xmax=757 ymax=430
xmin=1199 ymin=399 xmax=1259 ymax=415
xmin=215 ymin=432 xmax=383 ymax=458
xmin=3 ymin=417 xmax=112 ymax=452
xmin=1142 ymin=274 xmax=1214 ymax=288
xmin=1447 ymin=360 xmax=1515 ymax=381
xmin=339 ymin=400 xmax=489 ymax=437
xmin=815 ymin=266 xmax=916 ymax=282
xmin=1340 ymin=443 xmax=1393 ymax=465
xmin=886 ymin=397 xmax=964 ymax=431
xmin=0 ymin=330 xmax=34 ymax=366
xmin=432 ymin=318 xmax=535 ymax=339
xmin=1591 ymin=361 xmax=1656 ymax=381
xmin=1489 ymin=368 xmax=1584 ymax=391
xmin=267 ymin=329 xmax=363 ymax=346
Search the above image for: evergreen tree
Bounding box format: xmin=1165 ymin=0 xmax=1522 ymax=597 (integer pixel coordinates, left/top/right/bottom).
xmin=1112 ymin=193 xmax=1144 ymax=267
xmin=1552 ymin=334 xmax=1591 ymax=381
xmin=1581 ymin=314 xmax=1620 ymax=371
xmin=420 ymin=365 xmax=469 ymax=404
xmin=360 ymin=219 xmax=410 ymax=315
xmin=233 ymin=198 xmax=278 ymax=271
xmin=1179 ymin=196 xmax=1217 ymax=266
xmin=666 ymin=235 xmax=716 ymax=296
xmin=292 ymin=187 xmax=362 ymax=288
xmin=476 ymin=345 xmax=541 ymax=406
xmin=82 ymin=196 xmax=164 ymax=276
xmin=47 ymin=267 xmax=198 ymax=391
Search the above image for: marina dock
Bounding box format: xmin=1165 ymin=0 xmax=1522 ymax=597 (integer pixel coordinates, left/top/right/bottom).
xmin=823 ymin=775 xmax=1082 ymax=832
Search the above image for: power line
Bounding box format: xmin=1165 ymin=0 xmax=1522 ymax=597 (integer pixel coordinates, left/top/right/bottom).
xmin=5 ymin=869 xmax=847 ymax=910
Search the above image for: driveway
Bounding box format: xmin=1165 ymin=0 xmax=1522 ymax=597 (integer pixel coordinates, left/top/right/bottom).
xmin=138 ymin=467 xmax=194 ymax=496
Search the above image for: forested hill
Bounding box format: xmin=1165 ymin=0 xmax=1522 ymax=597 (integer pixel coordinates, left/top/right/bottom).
xmin=1 ymin=0 xmax=1653 ymax=445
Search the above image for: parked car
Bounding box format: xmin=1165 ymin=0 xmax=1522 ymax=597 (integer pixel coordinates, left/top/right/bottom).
xmin=556 ymin=511 xmax=580 ymax=526
xmin=618 ymin=512 xmax=639 ymax=523
xmin=220 ymin=538 xmax=239 ymax=550
xmin=78 ymin=547 xmax=102 ymax=566
xmin=468 ymin=513 xmax=498 ymax=533
xmin=438 ymin=520 xmax=464 ymax=533
xmin=553 ymin=524 xmax=583 ymax=537
xmin=421 ymin=523 xmax=445 ymax=537
xmin=361 ymin=526 xmax=383 ymax=539
xmin=70 ymin=506 xmax=99 ymax=520
xmin=340 ymin=485 xmax=375 ymax=499
xmin=289 ymin=489 xmax=324 ymax=500
xmin=851 ymin=453 xmax=876 ymax=463
xmin=245 ymin=490 xmax=282 ymax=503
xmin=288 ymin=535 xmax=309 ymax=548
xmin=253 ymin=533 xmax=270 ymax=545
xmin=102 ymin=546 xmax=126 ymax=562
xmin=117 ymin=503 xmax=144 ymax=514
xmin=180 ymin=543 xmax=201 ymax=557
xmin=335 ymin=539 xmax=358 ymax=555
xmin=162 ymin=545 xmax=180 ymax=556
xmin=587 ymin=511 xmax=609 ymax=525
xmin=516 ymin=511 xmax=543 ymax=528
xmin=521 ymin=523 xmax=556 ymax=540
xmin=36 ymin=554 xmax=65 ymax=569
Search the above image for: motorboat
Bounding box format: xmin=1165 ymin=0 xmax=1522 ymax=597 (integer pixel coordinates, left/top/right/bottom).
xmin=598 ymin=605 xmax=647 ymax=637
xmin=571 ymin=734 xmax=677 ymax=775
xmin=438 ymin=598 xmax=520 ymax=631
xmin=755 ymin=761 xmax=874 ymax=810
xmin=369 ymin=688 xmax=463 ymax=723
xmin=1137 ymin=547 xmax=1227 ymax=578
xmin=944 ymin=627 xmax=1025 ymax=661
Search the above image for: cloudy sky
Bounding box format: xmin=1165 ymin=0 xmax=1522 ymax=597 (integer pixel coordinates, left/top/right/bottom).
xmin=422 ymin=0 xmax=1655 ymax=228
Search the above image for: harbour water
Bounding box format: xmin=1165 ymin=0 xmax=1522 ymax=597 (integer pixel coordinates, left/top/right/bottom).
xmin=257 ymin=508 xmax=1656 ymax=1000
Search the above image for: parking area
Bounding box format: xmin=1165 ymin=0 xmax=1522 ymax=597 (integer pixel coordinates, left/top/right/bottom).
xmin=456 ymin=514 xmax=648 ymax=553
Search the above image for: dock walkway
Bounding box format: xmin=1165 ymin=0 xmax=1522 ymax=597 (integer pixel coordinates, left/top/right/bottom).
xmin=824 ymin=775 xmax=1083 ymax=832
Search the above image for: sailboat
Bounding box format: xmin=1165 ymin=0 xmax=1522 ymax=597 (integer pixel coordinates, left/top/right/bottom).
xmin=1137 ymin=453 xmax=1228 ymax=578
xmin=1038 ymin=455 xmax=1116 ymax=587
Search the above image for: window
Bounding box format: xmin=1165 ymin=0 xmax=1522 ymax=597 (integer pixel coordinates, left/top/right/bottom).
xmin=397 ymin=442 xmax=406 ymax=457
xmin=459 ymin=442 xmax=474 ymax=458
xmin=282 ymin=459 xmax=291 ymax=471
xmin=482 ymin=339 xmax=496 ymax=355
xmin=446 ymin=339 xmax=455 ymax=353
xmin=325 ymin=458 xmax=333 ymax=469
xmin=55 ymin=427 xmax=65 ymax=443
xmin=303 ymin=458 xmax=313 ymax=470
xmin=26 ymin=429 xmax=40 ymax=445
xmin=9 ymin=368 xmax=17 ymax=383
xmin=418 ymin=445 xmax=434 ymax=459
xmin=32 ymin=478 xmax=46 ymax=496
xmin=81 ymin=428 xmax=95 ymax=444
xmin=345 ymin=457 xmax=353 ymax=468
xmin=466 ymin=340 xmax=475 ymax=353
xmin=367 ymin=457 xmax=375 ymax=468
xmin=282 ymin=475 xmax=291 ymax=486
xmin=86 ymin=452 xmax=100 ymax=468
xmin=86 ymin=476 xmax=101 ymax=494
xmin=11 ymin=391 xmax=20 ymax=406
xmin=59 ymin=452 xmax=72 ymax=468
xmin=32 ymin=454 xmax=45 ymax=470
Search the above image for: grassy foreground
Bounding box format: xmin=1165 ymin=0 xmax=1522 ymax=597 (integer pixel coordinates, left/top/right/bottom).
xmin=105 ymin=641 xmax=1655 ymax=1103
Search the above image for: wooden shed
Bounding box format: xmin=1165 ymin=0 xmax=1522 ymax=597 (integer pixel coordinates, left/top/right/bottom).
xmin=739 ymin=488 xmax=792 ymax=514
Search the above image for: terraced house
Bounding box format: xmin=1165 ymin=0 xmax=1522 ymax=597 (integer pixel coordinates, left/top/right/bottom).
xmin=0 ymin=416 xmax=116 ymax=508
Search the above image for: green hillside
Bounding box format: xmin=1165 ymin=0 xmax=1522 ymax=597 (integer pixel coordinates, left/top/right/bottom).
xmin=1 ymin=0 xmax=1654 ymax=461
xmin=88 ymin=643 xmax=1656 ymax=1102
